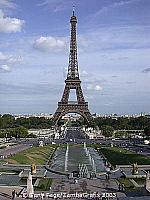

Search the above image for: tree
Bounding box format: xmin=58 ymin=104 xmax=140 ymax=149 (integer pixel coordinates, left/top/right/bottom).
xmin=144 ymin=125 xmax=150 ymax=137
xmin=14 ymin=126 xmax=28 ymax=138
xmin=115 ymin=131 xmax=125 ymax=138
xmin=0 ymin=130 xmax=5 ymax=138
xmin=0 ymin=126 xmax=28 ymax=138
xmin=101 ymin=125 xmax=114 ymax=138
xmin=88 ymin=119 xmax=96 ymax=129
xmin=0 ymin=114 xmax=15 ymax=129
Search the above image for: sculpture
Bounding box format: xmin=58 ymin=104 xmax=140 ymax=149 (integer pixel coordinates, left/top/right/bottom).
xmin=131 ymin=163 xmax=138 ymax=175
xmin=31 ymin=163 xmax=36 ymax=174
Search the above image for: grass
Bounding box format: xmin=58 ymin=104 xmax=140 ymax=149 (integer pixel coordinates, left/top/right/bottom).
xmin=118 ymin=177 xmax=144 ymax=194
xmin=35 ymin=178 xmax=52 ymax=191
xmin=118 ymin=178 xmax=144 ymax=196
xmin=5 ymin=145 xmax=56 ymax=165
xmin=98 ymin=146 xmax=150 ymax=166
xmin=119 ymin=177 xmax=146 ymax=187
xmin=119 ymin=177 xmax=134 ymax=188
xmin=133 ymin=178 xmax=146 ymax=185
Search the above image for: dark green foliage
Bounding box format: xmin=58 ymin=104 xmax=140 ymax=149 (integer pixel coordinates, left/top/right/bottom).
xmin=144 ymin=125 xmax=150 ymax=137
xmin=99 ymin=147 xmax=150 ymax=166
xmin=94 ymin=116 xmax=150 ymax=130
xmin=14 ymin=117 xmax=53 ymax=129
xmin=101 ymin=125 xmax=114 ymax=138
xmin=0 ymin=114 xmax=15 ymax=129
xmin=0 ymin=114 xmax=53 ymax=138
xmin=0 ymin=115 xmax=53 ymax=130
xmin=0 ymin=126 xmax=28 ymax=138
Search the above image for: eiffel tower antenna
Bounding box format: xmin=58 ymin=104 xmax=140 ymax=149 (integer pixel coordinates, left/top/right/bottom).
xmin=73 ymin=5 xmax=75 ymax=16
xmin=53 ymin=10 xmax=92 ymax=125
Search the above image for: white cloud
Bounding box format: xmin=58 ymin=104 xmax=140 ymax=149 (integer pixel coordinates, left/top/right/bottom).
xmin=33 ymin=36 xmax=66 ymax=52
xmin=0 ymin=51 xmax=23 ymax=72
xmin=7 ymin=56 xmax=23 ymax=64
xmin=0 ymin=9 xmax=24 ymax=33
xmin=38 ymin=0 xmax=71 ymax=12
xmin=0 ymin=51 xmax=23 ymax=63
xmin=93 ymin=0 xmax=139 ymax=18
xmin=0 ymin=51 xmax=9 ymax=60
xmin=79 ymin=25 xmax=150 ymax=53
xmin=0 ymin=64 xmax=11 ymax=71
xmin=81 ymin=70 xmax=88 ymax=76
xmin=0 ymin=0 xmax=16 ymax=9
xmin=87 ymin=84 xmax=103 ymax=91
xmin=95 ymin=85 xmax=103 ymax=91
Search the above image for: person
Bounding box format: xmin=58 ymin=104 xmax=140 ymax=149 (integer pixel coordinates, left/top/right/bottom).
xmin=106 ymin=174 xmax=108 ymax=180
xmin=122 ymin=184 xmax=125 ymax=191
xmin=12 ymin=190 xmax=16 ymax=200
xmin=75 ymin=179 xmax=78 ymax=184
xmin=118 ymin=183 xmax=121 ymax=191
xmin=41 ymin=192 xmax=44 ymax=200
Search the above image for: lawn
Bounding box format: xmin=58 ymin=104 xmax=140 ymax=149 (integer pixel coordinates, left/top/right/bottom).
xmin=97 ymin=146 xmax=150 ymax=166
xmin=119 ymin=177 xmax=134 ymax=188
xmin=118 ymin=177 xmax=145 ymax=195
xmin=133 ymin=178 xmax=146 ymax=185
xmin=35 ymin=178 xmax=52 ymax=191
xmin=5 ymin=145 xmax=56 ymax=165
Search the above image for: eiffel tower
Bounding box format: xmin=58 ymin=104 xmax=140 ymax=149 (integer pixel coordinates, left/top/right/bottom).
xmin=53 ymin=9 xmax=92 ymax=125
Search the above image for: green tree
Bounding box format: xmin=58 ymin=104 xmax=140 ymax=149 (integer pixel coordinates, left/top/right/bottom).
xmin=0 ymin=130 xmax=5 ymax=138
xmin=115 ymin=131 xmax=123 ymax=138
xmin=0 ymin=114 xmax=15 ymax=129
xmin=101 ymin=125 xmax=114 ymax=138
xmin=2 ymin=126 xmax=28 ymax=138
xmin=144 ymin=125 xmax=150 ymax=137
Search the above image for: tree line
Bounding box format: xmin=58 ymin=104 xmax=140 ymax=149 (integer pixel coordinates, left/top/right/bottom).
xmin=94 ymin=116 xmax=150 ymax=130
xmin=82 ymin=116 xmax=150 ymax=137
xmin=0 ymin=114 xmax=53 ymax=138
xmin=0 ymin=114 xmax=150 ymax=138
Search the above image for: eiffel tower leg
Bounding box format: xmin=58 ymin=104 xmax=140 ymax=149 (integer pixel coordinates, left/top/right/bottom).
xmin=61 ymin=85 xmax=70 ymax=103
xmin=76 ymin=85 xmax=85 ymax=103
xmin=53 ymin=109 xmax=63 ymax=125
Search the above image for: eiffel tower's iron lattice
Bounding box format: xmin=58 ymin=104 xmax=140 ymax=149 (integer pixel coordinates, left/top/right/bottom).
xmin=53 ymin=10 xmax=92 ymax=125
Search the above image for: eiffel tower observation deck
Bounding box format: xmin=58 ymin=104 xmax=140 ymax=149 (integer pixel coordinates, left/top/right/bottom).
xmin=53 ymin=9 xmax=92 ymax=125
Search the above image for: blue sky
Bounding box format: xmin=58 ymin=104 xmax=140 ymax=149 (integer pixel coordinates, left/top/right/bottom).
xmin=0 ymin=0 xmax=150 ymax=115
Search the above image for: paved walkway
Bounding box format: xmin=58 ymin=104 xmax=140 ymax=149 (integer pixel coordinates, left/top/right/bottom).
xmin=0 ymin=177 xmax=125 ymax=199
xmin=50 ymin=178 xmax=126 ymax=199
xmin=0 ymin=144 xmax=30 ymax=158
xmin=0 ymin=179 xmax=150 ymax=200
xmin=0 ymin=186 xmax=23 ymax=196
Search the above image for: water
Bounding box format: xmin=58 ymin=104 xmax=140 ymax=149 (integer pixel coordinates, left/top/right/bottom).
xmin=84 ymin=142 xmax=96 ymax=173
xmin=64 ymin=144 xmax=69 ymax=172
xmin=0 ymin=145 xmax=106 ymax=185
xmin=50 ymin=144 xmax=106 ymax=173
xmin=0 ymin=174 xmax=21 ymax=186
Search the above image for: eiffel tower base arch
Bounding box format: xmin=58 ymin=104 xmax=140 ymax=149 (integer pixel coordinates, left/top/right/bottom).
xmin=53 ymin=102 xmax=92 ymax=125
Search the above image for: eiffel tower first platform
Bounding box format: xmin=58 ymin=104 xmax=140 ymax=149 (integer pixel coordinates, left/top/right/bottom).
xmin=53 ymin=10 xmax=92 ymax=125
